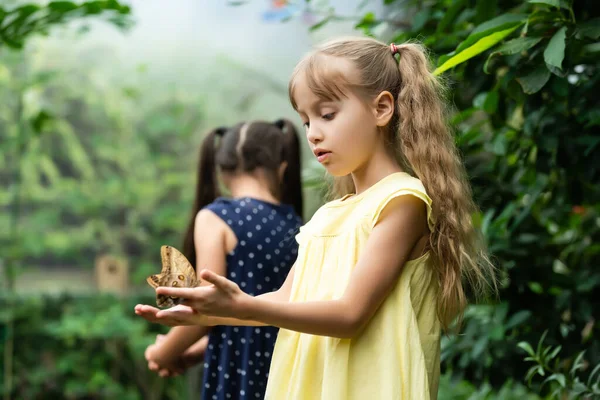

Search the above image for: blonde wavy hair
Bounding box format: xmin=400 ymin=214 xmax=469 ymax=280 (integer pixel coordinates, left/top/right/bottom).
xmin=289 ymin=37 xmax=497 ymax=331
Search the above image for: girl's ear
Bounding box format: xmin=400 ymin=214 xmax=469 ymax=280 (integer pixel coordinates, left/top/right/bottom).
xmin=372 ymin=91 xmax=395 ymax=127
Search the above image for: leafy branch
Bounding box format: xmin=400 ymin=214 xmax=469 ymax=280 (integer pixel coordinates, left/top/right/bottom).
xmin=0 ymin=0 xmax=131 ymax=49
xmin=519 ymin=331 xmax=600 ymax=399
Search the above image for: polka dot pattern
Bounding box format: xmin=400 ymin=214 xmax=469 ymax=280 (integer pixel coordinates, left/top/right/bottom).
xmin=202 ymin=197 xmax=302 ymax=400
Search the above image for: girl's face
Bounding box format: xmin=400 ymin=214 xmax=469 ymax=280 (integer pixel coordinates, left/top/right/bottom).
xmin=293 ymin=59 xmax=390 ymax=177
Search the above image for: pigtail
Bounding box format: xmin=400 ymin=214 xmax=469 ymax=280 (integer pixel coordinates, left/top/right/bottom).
xmin=181 ymin=127 xmax=226 ymax=267
xmin=395 ymin=43 xmax=496 ymax=329
xmin=274 ymin=119 xmax=304 ymax=220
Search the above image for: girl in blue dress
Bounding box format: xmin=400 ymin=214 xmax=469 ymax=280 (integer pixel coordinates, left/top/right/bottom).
xmin=144 ymin=119 xmax=303 ymax=400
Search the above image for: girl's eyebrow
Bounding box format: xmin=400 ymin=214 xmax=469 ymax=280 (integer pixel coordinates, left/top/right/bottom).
xmin=297 ymin=100 xmax=335 ymax=114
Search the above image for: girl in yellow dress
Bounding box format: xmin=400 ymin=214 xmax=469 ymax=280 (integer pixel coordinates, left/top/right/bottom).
xmin=136 ymin=36 xmax=497 ymax=400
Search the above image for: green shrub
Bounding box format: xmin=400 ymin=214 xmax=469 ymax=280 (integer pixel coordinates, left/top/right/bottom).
xmin=304 ymin=0 xmax=600 ymax=388
xmin=0 ymin=294 xmax=186 ymax=399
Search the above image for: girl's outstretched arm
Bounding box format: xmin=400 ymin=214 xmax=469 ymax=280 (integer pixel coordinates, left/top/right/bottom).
xmin=153 ymin=195 xmax=428 ymax=338
xmin=135 ymin=208 xmax=297 ymax=327
xmin=135 ymin=266 xmax=295 ymax=327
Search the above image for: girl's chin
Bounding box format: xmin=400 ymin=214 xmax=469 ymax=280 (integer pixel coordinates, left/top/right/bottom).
xmin=324 ymin=166 xmax=352 ymax=178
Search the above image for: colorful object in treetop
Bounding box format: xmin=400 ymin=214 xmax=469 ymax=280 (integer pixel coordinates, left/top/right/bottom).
xmin=262 ymin=0 xmax=300 ymax=22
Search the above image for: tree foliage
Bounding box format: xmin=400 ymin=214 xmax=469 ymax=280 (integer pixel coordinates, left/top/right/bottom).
xmin=306 ymin=0 xmax=599 ymax=395
xmin=0 ymin=0 xmax=131 ymax=49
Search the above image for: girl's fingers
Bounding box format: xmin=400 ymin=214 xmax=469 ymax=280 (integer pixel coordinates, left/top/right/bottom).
xmin=156 ymin=305 xmax=195 ymax=319
xmin=135 ymin=304 xmax=160 ymax=315
xmin=159 ymin=369 xmax=171 ymax=378
xmin=155 ymin=286 xmax=197 ymax=298
xmin=199 ymin=269 xmax=235 ymax=290
xmin=148 ymin=360 xmax=160 ymax=371
xmin=135 ymin=305 xmax=161 ymax=323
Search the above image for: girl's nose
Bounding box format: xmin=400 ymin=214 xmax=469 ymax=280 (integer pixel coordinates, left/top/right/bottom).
xmin=307 ymin=126 xmax=323 ymax=144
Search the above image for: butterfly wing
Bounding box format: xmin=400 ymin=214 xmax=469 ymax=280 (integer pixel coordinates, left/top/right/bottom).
xmin=146 ymin=246 xmax=199 ymax=308
xmin=163 ymin=245 xmax=198 ymax=287
xmin=146 ymin=273 xmax=179 ymax=308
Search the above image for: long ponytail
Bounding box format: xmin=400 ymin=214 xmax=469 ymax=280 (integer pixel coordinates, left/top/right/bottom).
xmin=274 ymin=119 xmax=303 ymax=219
xmin=394 ymin=43 xmax=496 ymax=328
xmin=181 ymin=127 xmax=226 ymax=267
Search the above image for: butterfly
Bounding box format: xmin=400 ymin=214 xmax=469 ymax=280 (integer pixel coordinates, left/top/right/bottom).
xmin=146 ymin=245 xmax=199 ymax=308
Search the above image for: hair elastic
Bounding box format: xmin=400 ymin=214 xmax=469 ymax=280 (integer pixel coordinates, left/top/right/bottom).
xmin=274 ymin=119 xmax=287 ymax=132
xmin=390 ymin=43 xmax=400 ymax=55
xmin=215 ymin=127 xmax=227 ymax=137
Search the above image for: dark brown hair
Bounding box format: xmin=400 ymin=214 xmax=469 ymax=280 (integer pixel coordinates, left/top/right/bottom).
xmin=182 ymin=120 xmax=303 ymax=266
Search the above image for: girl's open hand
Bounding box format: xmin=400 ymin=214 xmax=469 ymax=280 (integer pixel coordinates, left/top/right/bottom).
xmin=135 ymin=270 xmax=251 ymax=326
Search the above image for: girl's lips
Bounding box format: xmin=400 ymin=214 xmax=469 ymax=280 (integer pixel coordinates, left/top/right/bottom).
xmin=316 ymin=152 xmax=331 ymax=163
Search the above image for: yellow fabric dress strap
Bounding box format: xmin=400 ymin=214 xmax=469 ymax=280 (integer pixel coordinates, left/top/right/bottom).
xmin=370 ymin=172 xmax=435 ymax=232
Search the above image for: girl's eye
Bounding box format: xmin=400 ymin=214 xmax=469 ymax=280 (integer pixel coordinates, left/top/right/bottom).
xmin=322 ymin=113 xmax=335 ymax=121
xmin=303 ymin=121 xmax=310 ymax=128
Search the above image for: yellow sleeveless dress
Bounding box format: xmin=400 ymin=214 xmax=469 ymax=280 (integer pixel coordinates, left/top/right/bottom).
xmin=265 ymin=172 xmax=440 ymax=400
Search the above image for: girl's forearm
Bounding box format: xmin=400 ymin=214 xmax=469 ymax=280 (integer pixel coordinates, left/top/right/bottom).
xmin=201 ymin=289 xmax=284 ymax=327
xmin=151 ymin=325 xmax=210 ymax=367
xmin=203 ymin=316 xmax=266 ymax=327
xmin=240 ymin=297 xmax=359 ymax=338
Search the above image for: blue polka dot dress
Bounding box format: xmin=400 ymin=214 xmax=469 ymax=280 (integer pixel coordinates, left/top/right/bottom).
xmin=201 ymin=197 xmax=302 ymax=400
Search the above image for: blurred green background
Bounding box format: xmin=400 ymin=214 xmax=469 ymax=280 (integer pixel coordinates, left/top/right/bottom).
xmin=1 ymin=0 xmax=598 ymax=399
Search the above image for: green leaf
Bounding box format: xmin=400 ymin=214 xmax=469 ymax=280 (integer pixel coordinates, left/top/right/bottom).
xmin=31 ymin=110 xmax=53 ymax=134
xmin=490 ymin=131 xmax=508 ymax=155
xmin=437 ymin=13 xmax=527 ymax=66
xmin=518 ymin=341 xmax=536 ymax=356
xmin=309 ymin=16 xmax=331 ymax=31
xmin=528 ymin=0 xmax=560 ymax=7
xmin=505 ymin=310 xmax=531 ymax=330
xmin=476 ymin=0 xmax=497 ymax=24
xmin=544 ymin=26 xmax=567 ymax=70
xmin=437 ymin=0 xmax=465 ymax=33
xmin=473 ymin=92 xmax=487 ymax=109
xmin=547 ymin=64 xmax=567 ymax=77
xmin=412 ymin=9 xmax=431 ymax=31
xmin=543 ymin=373 xmax=566 ymax=388
xmin=588 ymin=363 xmax=600 ymax=387
xmin=434 ymin=26 xmax=520 ymax=75
xmin=10 ymin=4 xmax=41 ymax=16
xmin=528 ymin=281 xmax=544 ymax=294
xmin=537 ymin=330 xmax=549 ymax=355
xmin=552 ymin=259 xmax=569 ymax=274
xmin=583 ymin=42 xmax=600 ymax=53
xmin=48 ymin=1 xmax=78 ymax=12
xmin=471 ymin=336 xmax=488 ymax=359
xmin=484 ymin=91 xmax=499 ymax=113
xmin=517 ymin=65 xmax=551 ymax=94
xmin=577 ymin=18 xmax=600 ymax=39
xmin=470 ymin=13 xmax=527 ymax=37
xmin=548 ymin=345 xmax=562 ymax=360
xmin=570 ymin=351 xmax=586 ymax=376
xmin=484 ymin=37 xmax=542 ymax=73
xmin=526 ymin=365 xmax=545 ymax=385
xmin=355 ymin=12 xmax=376 ymax=31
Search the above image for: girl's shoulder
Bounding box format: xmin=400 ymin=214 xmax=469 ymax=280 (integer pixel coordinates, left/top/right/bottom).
xmin=303 ymin=172 xmax=433 ymax=235
xmin=204 ymin=197 xmax=302 ymax=225
xmin=321 ymin=172 xmax=428 ymax=209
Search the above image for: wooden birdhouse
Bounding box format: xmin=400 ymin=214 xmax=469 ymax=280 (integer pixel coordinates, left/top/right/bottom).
xmin=95 ymin=254 xmax=129 ymax=295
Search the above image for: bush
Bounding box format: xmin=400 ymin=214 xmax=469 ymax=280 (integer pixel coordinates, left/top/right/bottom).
xmin=0 ymin=293 xmax=187 ymax=399
xmin=304 ymin=0 xmax=600 ymax=389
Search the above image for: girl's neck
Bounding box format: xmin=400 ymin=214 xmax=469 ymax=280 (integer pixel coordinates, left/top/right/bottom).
xmin=227 ymin=174 xmax=280 ymax=205
xmin=351 ymin=143 xmax=404 ymax=195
